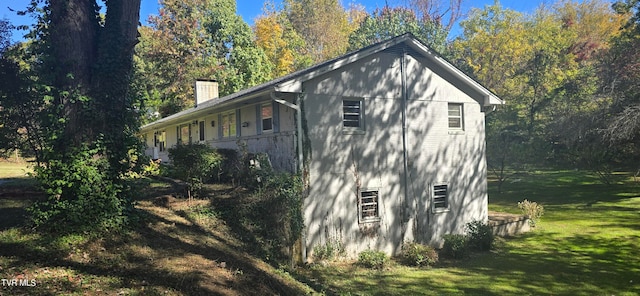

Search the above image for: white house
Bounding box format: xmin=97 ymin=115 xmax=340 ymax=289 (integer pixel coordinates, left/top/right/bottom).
xmin=139 ymin=33 xmax=504 ymax=260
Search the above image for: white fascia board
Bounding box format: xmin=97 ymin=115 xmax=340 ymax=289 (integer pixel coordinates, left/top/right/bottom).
xmin=487 ymin=94 xmax=504 ymax=106
xmin=274 ymin=80 xmax=302 ymax=93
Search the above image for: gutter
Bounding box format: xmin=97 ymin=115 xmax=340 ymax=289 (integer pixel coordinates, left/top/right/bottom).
xmin=140 ymin=89 xmax=273 ymax=133
xmin=270 ymin=91 xmax=307 ymax=263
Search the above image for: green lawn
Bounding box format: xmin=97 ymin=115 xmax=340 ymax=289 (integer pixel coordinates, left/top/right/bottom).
xmin=0 ymin=160 xmax=33 ymax=179
xmin=300 ymin=170 xmax=640 ymax=295
xmin=1 ymin=166 xmax=639 ymax=295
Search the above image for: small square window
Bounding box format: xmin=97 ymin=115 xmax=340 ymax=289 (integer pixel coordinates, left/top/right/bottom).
xmin=432 ymin=183 xmax=449 ymax=213
xmin=359 ymin=189 xmax=380 ymax=223
xmin=343 ymin=98 xmax=364 ymax=133
xmin=448 ymin=103 xmax=463 ymax=130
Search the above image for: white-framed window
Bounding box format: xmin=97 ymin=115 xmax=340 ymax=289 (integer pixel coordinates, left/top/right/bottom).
xmin=359 ymin=189 xmax=380 ymax=223
xmin=154 ymin=131 xmax=166 ymax=152
xmin=221 ymin=111 xmax=237 ymax=138
xmin=177 ymin=124 xmax=191 ymax=144
xmin=448 ymin=103 xmax=464 ymax=130
xmin=432 ymin=183 xmax=449 ymax=213
xmin=342 ymin=98 xmax=364 ymax=133
xmin=261 ymin=103 xmax=273 ymax=132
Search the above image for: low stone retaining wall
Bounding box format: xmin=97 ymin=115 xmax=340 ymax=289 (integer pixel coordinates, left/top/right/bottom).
xmin=488 ymin=211 xmax=531 ymax=237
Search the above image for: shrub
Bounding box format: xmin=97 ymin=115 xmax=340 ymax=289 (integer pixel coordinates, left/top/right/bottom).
xmin=400 ymin=242 xmax=439 ymax=267
xmin=518 ymin=199 xmax=544 ymax=227
xmin=213 ymin=144 xmax=274 ymax=188
xmin=261 ymin=173 xmax=304 ymax=248
xmin=357 ymin=250 xmax=389 ymax=269
xmin=442 ymin=234 xmax=469 ymax=259
xmin=141 ymin=159 xmax=161 ymax=177
xmin=214 ymin=148 xmax=240 ymax=182
xmin=465 ymin=220 xmax=494 ymax=251
xmin=168 ymin=143 xmax=223 ymax=199
xmin=312 ymin=238 xmax=345 ymax=262
xmin=28 ymin=147 xmax=130 ymax=234
xmin=220 ymin=172 xmax=304 ymax=266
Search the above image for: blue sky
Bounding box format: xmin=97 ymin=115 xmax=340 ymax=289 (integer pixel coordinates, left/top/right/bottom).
xmin=2 ymin=0 xmax=562 ymax=42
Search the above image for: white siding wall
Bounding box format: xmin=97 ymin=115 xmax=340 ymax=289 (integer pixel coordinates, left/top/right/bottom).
xmin=143 ymin=97 xmax=298 ymax=172
xmin=302 ymin=51 xmax=489 ymax=258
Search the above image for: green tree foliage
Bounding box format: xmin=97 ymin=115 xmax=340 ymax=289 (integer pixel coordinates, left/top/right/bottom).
xmin=0 ymin=44 xmax=48 ymax=162
xmin=454 ymin=3 xmax=527 ymax=96
xmin=1 ymin=0 xmax=144 ymax=234
xmin=454 ymin=0 xmax=631 ymax=178
xmin=348 ymin=6 xmax=448 ymax=53
xmin=543 ymin=0 xmax=633 ymax=176
xmin=134 ymin=0 xmax=272 ymax=118
xmin=167 ymin=143 xmax=223 ymax=199
xmin=454 ymin=3 xmax=536 ymax=178
xmin=28 ymin=145 xmax=131 ymax=233
xmin=254 ymin=4 xmax=311 ymax=78
xmin=0 ymin=18 xmax=11 ymax=53
xmin=283 ymin=0 xmax=354 ymax=63
xmin=602 ymin=0 xmax=640 ymax=148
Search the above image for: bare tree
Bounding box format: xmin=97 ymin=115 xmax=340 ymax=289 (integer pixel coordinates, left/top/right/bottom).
xmin=409 ymin=0 xmax=463 ymax=32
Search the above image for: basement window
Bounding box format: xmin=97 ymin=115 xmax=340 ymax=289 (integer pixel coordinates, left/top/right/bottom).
xmin=432 ymin=183 xmax=449 ymax=213
xmin=359 ymin=189 xmax=380 ymax=223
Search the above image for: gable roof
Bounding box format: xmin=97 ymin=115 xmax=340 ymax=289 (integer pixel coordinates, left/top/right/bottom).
xmin=140 ymin=33 xmax=503 ymax=132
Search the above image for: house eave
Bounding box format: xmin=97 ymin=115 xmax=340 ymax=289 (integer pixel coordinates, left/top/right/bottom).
xmin=139 ymin=88 xmax=274 ymax=133
xmin=486 ymin=94 xmax=504 ymax=106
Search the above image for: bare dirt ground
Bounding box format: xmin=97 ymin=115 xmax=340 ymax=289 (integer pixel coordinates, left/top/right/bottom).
xmin=0 ymin=180 xmax=314 ymax=295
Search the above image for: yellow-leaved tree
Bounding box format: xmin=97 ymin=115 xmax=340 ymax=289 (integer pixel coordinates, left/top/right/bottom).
xmin=254 ymin=4 xmax=310 ymax=78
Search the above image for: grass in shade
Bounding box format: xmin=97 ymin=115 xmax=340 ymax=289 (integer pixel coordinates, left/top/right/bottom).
xmin=1 ymin=160 xmax=639 ymax=295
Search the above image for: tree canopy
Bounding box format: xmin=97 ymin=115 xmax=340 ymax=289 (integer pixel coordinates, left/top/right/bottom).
xmin=348 ymin=6 xmax=448 ymax=53
xmin=134 ymin=0 xmax=272 ymax=118
xmin=453 ymin=0 xmax=637 ymax=183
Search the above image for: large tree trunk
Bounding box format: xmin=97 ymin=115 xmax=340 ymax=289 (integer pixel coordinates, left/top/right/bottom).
xmin=48 ymin=0 xmax=141 ymax=171
xmin=49 ymin=0 xmax=99 ymax=148
xmin=93 ymin=0 xmax=141 ymax=175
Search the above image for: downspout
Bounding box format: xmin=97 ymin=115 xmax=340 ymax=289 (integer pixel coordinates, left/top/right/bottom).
xmin=401 ymin=49 xmax=411 ymax=230
xmin=270 ymin=92 xmax=304 ymax=174
xmin=485 ymin=105 xmax=497 ymax=114
xmin=271 ymin=91 xmax=307 ymax=263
